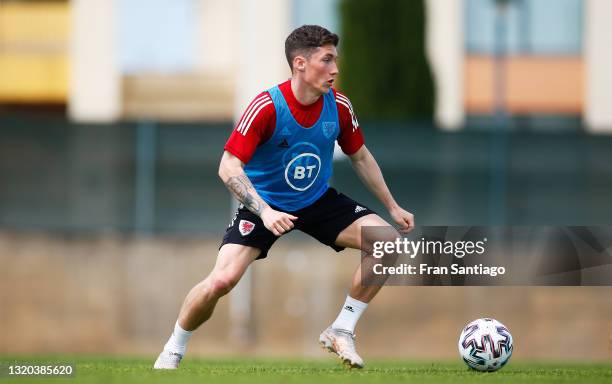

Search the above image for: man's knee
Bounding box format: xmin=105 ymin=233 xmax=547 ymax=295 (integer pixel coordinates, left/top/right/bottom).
xmin=206 ymin=244 xmax=259 ymax=297
xmin=362 ymin=224 xmax=401 ymax=253
xmin=208 ymin=272 xmax=240 ymax=297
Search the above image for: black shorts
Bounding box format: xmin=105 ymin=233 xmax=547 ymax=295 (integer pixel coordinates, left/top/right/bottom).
xmin=220 ymin=188 xmax=376 ymax=259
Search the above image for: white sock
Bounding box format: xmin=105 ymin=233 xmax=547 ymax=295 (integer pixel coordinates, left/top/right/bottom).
xmin=163 ymin=321 xmax=193 ymax=355
xmin=331 ymin=296 xmax=368 ymax=334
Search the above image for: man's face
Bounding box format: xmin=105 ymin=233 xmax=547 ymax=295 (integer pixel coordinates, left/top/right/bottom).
xmin=298 ymin=44 xmax=339 ymax=94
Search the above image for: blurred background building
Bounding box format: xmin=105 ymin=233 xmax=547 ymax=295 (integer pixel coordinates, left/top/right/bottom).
xmin=1 ymin=0 xmax=611 ymax=360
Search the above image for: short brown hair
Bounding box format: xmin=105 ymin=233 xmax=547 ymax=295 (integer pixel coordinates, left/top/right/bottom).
xmin=285 ymin=25 xmax=339 ymax=71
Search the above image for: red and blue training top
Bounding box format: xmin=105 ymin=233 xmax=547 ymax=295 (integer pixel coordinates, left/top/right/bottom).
xmin=224 ymin=80 xmax=364 ymax=210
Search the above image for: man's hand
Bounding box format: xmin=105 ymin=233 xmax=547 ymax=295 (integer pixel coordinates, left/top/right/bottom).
xmin=261 ymin=207 xmax=298 ymax=236
xmin=390 ymin=206 xmax=414 ymax=234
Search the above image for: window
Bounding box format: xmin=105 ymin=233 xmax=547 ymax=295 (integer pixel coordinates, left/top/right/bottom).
xmin=465 ymin=0 xmax=583 ymax=55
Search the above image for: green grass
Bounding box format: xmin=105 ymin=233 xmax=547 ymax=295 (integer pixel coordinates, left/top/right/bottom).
xmin=1 ymin=356 xmax=611 ymax=384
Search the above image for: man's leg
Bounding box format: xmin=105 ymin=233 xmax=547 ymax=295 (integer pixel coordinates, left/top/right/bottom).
xmin=154 ymin=244 xmax=260 ymax=369
xmin=319 ymin=213 xmax=397 ymax=368
xmin=335 ymin=213 xmax=394 ymax=303
xmin=178 ymin=244 xmax=260 ymax=330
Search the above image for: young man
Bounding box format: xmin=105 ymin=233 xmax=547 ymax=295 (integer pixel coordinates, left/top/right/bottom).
xmin=154 ymin=25 xmax=414 ymax=369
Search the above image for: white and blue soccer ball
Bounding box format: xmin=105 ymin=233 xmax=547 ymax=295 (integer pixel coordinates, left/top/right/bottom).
xmin=458 ymin=318 xmax=513 ymax=372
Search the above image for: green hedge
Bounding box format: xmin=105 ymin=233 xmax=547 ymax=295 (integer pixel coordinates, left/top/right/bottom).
xmin=339 ymin=0 xmax=435 ymax=120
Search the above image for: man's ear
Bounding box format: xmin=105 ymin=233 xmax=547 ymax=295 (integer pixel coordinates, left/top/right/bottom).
xmin=293 ymin=55 xmax=306 ymax=72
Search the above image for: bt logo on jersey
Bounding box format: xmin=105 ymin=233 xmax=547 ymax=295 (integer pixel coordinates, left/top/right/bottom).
xmin=284 ymin=152 xmax=321 ymax=191
xmin=294 ymin=164 xmax=317 ymax=179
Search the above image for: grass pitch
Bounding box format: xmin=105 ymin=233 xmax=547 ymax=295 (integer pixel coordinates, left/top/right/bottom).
xmin=1 ymin=357 xmax=611 ymax=384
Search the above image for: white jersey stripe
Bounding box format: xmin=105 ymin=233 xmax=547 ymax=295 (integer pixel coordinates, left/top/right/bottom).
xmin=237 ymin=94 xmax=269 ymax=131
xmin=238 ymin=95 xmax=271 ymax=134
xmin=336 ymin=94 xmax=354 ymax=111
xmin=336 ymin=99 xmax=352 ymax=113
xmin=242 ymin=100 xmax=273 ymax=136
xmin=336 ymin=93 xmax=349 ymax=102
xmin=336 ymin=95 xmax=355 ymax=114
xmin=336 ymin=98 xmax=359 ymax=131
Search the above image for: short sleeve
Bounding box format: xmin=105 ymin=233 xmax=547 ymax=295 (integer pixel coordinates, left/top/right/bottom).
xmin=335 ymin=91 xmax=364 ymax=155
xmin=224 ymin=92 xmax=276 ymax=163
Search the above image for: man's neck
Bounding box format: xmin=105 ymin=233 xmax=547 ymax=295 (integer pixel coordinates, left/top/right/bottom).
xmin=290 ymin=77 xmax=322 ymax=106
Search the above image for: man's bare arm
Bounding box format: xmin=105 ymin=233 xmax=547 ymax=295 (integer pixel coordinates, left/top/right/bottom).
xmin=349 ymin=145 xmax=414 ymax=233
xmin=225 ymin=174 xmax=264 ymax=215
xmin=218 ymin=151 xmax=298 ymax=236
xmin=218 ymin=151 xmax=268 ymax=216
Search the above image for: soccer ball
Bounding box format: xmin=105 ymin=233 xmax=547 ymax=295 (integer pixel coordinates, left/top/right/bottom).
xmin=458 ymin=318 xmax=513 ymax=372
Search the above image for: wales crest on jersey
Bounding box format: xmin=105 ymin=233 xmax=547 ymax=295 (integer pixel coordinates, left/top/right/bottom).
xmin=322 ymin=121 xmax=337 ymax=139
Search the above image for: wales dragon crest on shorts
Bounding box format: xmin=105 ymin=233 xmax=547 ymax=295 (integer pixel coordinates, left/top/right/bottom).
xmin=244 ymin=86 xmax=339 ymax=211
xmin=239 ymin=220 xmax=255 ymax=236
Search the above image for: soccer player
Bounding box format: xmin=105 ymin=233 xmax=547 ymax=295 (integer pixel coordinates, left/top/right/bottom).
xmin=154 ymin=25 xmax=414 ymax=369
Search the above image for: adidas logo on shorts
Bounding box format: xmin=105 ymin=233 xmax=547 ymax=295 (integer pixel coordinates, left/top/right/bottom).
xmin=354 ymin=205 xmax=366 ymax=213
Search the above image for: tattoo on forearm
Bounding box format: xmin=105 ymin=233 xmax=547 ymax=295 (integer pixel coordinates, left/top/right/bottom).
xmin=225 ymin=175 xmax=263 ymax=215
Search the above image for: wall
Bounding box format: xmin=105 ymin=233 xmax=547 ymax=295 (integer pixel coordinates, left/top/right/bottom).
xmin=0 ymin=233 xmax=610 ymax=359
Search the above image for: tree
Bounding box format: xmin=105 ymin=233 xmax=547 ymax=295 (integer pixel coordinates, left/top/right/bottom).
xmin=339 ymin=0 xmax=435 ymax=120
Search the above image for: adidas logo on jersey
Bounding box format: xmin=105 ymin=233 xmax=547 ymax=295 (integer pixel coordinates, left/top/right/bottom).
xmin=354 ymin=205 xmax=366 ymax=213
xmin=278 ymin=138 xmax=289 ymax=148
